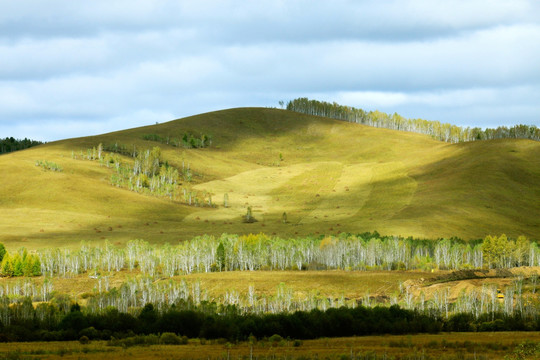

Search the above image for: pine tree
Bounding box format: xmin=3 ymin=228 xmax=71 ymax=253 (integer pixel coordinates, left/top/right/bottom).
xmin=0 ymin=243 xmax=5 ymax=263
xmin=12 ymin=253 xmax=23 ymax=276
xmin=1 ymin=255 xmax=13 ymax=277
xmin=216 ymin=242 xmax=226 ymax=271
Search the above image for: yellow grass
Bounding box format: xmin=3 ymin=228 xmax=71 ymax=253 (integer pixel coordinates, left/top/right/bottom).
xmin=0 ymin=269 xmax=437 ymax=303
xmin=1 ymin=108 xmax=539 ymax=250
xmin=0 ymin=332 xmax=538 ymax=359
xmin=6 ymin=267 xmax=539 ymax=305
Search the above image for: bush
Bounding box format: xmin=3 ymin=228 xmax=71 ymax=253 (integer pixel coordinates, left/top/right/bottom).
xmin=35 ymin=160 xmax=62 ymax=172
xmin=108 ymin=334 xmax=161 ymax=348
xmin=243 ymin=206 xmax=257 ymax=223
xmin=145 ymin=334 xmax=160 ymax=345
xmin=160 ymin=332 xmax=182 ymax=345
xmin=269 ymin=334 xmax=283 ymax=343
xmin=79 ymin=326 xmax=99 ymax=339
xmin=79 ymin=335 xmax=90 ymax=344
xmin=160 ymin=332 xmax=188 ymax=345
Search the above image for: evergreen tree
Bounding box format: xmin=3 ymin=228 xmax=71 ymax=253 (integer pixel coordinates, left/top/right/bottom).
xmin=12 ymin=253 xmax=23 ymax=276
xmin=0 ymin=243 xmax=5 ymax=263
xmin=217 ymin=242 xmax=226 ymax=271
xmin=1 ymin=255 xmax=13 ymax=276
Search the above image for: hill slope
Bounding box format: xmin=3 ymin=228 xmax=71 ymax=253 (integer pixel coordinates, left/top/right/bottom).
xmin=1 ymin=108 xmax=539 ymax=249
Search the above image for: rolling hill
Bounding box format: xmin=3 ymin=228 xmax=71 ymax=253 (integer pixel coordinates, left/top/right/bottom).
xmin=1 ymin=107 xmax=539 ymax=250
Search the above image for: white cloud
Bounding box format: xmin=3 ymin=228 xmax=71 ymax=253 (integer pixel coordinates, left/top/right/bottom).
xmin=326 ymin=86 xmax=540 ymax=128
xmin=0 ymin=1 xmax=539 ymax=140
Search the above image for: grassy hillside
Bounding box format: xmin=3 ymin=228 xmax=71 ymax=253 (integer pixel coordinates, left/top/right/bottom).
xmin=1 ymin=108 xmax=539 ymax=249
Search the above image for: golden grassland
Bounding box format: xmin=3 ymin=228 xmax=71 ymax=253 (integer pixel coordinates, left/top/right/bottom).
xmin=1 ymin=108 xmax=539 ymax=359
xmin=0 ymin=269 xmax=437 ymax=303
xmin=0 ymin=332 xmax=538 ymax=359
xmin=0 ymin=107 xmax=539 ymax=251
xmin=3 ymin=267 xmax=538 ymax=306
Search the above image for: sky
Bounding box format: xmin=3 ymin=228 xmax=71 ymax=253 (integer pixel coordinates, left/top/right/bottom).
xmin=1 ymin=0 xmax=539 ymax=141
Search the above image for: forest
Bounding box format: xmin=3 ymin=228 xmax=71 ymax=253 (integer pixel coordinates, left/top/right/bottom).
xmin=1 ymin=233 xmax=533 ymax=279
xmin=3 ymin=298 xmax=537 ymax=343
xmin=0 ymin=233 xmax=539 ymax=343
xmin=286 ymin=98 xmax=540 ymax=143
xmin=0 ymin=137 xmax=43 ymax=154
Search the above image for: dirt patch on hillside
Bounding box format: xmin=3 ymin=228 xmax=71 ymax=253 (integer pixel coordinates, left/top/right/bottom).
xmin=428 ymin=268 xmax=514 ymax=283
xmin=404 ymin=267 xmax=539 ymax=301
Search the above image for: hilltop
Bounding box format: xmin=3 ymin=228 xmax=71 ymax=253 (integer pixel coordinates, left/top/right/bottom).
xmin=1 ymin=107 xmax=539 ymax=249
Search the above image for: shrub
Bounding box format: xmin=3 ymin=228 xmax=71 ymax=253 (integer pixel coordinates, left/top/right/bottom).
xmin=35 ymin=160 xmax=62 ymax=172
xmin=269 ymin=334 xmax=283 ymax=343
xmin=79 ymin=326 xmax=99 ymax=339
xmin=243 ymin=206 xmax=257 ymax=223
xmin=160 ymin=332 xmax=182 ymax=345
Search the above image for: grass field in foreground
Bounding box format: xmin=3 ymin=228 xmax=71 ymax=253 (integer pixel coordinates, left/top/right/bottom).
xmin=0 ymin=332 xmax=538 ymax=359
xmin=0 ymin=108 xmax=539 ymax=250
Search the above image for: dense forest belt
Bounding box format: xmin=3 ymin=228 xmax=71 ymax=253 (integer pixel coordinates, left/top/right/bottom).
xmin=287 ymin=98 xmax=540 ymax=142
xmin=2 ymin=233 xmax=537 ymax=279
xmin=0 ymin=299 xmax=539 ymax=343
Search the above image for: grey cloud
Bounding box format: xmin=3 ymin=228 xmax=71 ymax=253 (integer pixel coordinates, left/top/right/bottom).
xmin=2 ymin=0 xmax=539 ymax=43
xmin=1 ymin=1 xmax=539 ymax=141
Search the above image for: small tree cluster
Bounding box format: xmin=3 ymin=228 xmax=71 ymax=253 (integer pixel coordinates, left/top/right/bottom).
xmin=482 ymin=235 xmax=532 ymax=268
xmin=142 ymin=132 xmax=212 ymax=149
xmin=77 ymin=144 xmax=215 ymax=206
xmin=35 ymin=160 xmax=62 ymax=172
xmin=0 ymin=278 xmax=53 ymax=301
xmin=0 ymin=247 xmax=41 ymax=277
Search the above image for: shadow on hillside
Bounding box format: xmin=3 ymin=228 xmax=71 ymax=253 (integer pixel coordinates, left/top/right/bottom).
xmin=43 ymin=108 xmax=339 ymax=152
xmin=402 ymin=139 xmax=540 ymax=238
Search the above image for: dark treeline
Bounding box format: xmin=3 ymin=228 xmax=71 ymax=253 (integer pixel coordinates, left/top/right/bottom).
xmin=0 ymin=137 xmax=43 ymax=154
xmin=286 ymin=98 xmax=540 ymax=143
xmin=1 ymin=299 xmax=538 ymax=343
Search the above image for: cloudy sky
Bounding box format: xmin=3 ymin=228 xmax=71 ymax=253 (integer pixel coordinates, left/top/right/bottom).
xmin=1 ymin=0 xmax=539 ymax=141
